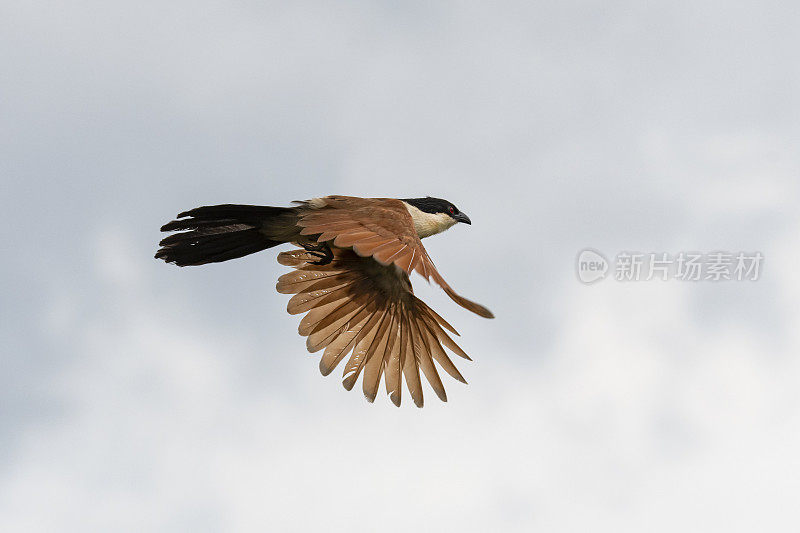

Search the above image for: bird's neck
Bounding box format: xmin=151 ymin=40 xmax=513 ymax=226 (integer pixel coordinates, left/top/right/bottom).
xmin=402 ymin=202 xmax=457 ymax=238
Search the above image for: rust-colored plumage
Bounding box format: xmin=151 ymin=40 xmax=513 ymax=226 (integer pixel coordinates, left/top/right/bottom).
xmin=156 ymin=195 xmax=493 ymax=406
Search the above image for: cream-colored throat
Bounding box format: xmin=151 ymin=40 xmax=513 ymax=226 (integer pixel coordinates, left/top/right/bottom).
xmin=403 ymin=202 xmax=457 ymax=238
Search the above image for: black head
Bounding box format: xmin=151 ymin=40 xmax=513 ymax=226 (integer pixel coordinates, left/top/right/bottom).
xmin=401 ymin=196 xmax=471 ymax=224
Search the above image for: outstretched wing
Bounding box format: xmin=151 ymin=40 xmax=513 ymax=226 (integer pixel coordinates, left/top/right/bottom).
xmin=277 ymin=248 xmax=473 ymax=407
xmin=295 ymin=196 xmax=494 ymax=318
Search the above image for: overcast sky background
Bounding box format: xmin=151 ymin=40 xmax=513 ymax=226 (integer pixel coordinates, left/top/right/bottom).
xmin=2 ymin=1 xmax=799 ymax=531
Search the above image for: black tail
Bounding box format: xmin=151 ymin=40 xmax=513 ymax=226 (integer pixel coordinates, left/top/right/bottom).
xmin=155 ymin=204 xmax=289 ymax=266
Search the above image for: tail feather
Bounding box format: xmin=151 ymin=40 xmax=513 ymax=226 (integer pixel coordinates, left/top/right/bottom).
xmin=177 ymin=204 xmax=287 ymax=222
xmin=156 ymin=204 xmax=291 ymax=267
xmin=160 ymin=218 xmax=245 ymax=232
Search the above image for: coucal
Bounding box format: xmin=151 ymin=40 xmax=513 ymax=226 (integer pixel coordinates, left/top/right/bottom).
xmin=156 ymin=195 xmax=493 ymax=406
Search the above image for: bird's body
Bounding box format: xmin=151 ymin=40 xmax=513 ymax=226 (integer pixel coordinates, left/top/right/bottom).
xmin=156 ymin=195 xmax=493 ymax=407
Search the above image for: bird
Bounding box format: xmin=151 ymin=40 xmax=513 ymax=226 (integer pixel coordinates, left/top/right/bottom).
xmin=155 ymin=195 xmax=494 ymax=407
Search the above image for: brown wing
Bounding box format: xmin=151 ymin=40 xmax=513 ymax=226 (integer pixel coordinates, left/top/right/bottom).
xmin=295 ymin=196 xmax=494 ymax=319
xmin=276 ymin=247 xmax=473 ymax=407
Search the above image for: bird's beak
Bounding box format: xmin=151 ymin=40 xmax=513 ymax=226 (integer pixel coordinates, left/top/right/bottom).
xmin=454 ymin=212 xmax=471 ymax=225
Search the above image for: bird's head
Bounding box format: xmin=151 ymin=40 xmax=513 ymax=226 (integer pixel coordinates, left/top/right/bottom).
xmin=401 ymin=196 xmax=471 ymax=238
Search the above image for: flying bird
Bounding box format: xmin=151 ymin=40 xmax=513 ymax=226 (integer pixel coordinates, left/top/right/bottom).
xmin=155 ymin=195 xmax=493 ymax=406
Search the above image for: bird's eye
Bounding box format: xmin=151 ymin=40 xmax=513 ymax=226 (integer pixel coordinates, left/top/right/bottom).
xmin=448 ymin=206 xmax=456 ymax=214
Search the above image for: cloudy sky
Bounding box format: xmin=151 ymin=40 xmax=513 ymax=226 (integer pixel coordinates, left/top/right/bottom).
xmin=2 ymin=1 xmax=799 ymax=531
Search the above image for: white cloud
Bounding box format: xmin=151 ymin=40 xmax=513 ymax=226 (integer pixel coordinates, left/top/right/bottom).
xmin=2 ymin=1 xmax=799 ymax=531
xmin=3 ymin=220 xmax=800 ymax=531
